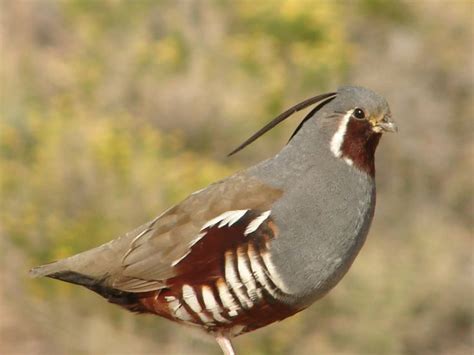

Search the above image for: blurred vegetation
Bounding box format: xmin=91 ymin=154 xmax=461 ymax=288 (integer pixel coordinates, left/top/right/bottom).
xmin=1 ymin=1 xmax=472 ymax=355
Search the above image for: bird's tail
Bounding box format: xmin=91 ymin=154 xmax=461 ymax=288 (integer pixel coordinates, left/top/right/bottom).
xmin=29 ymin=259 xmax=69 ymax=278
xmin=29 ymin=222 xmax=151 ymax=283
xmin=30 ymin=260 xmax=143 ymax=311
xmin=28 ymin=257 xmax=106 ymax=291
xmin=28 ymin=240 xmax=119 ymax=286
xmin=29 ymin=246 xmax=144 ymax=309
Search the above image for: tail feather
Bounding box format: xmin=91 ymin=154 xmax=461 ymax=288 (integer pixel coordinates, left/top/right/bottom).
xmin=30 ymin=268 xmax=146 ymax=312
xmin=29 ymin=260 xmax=69 ymax=278
xmin=28 ymin=232 xmax=151 ymax=313
xmin=29 ymin=238 xmax=122 ymax=281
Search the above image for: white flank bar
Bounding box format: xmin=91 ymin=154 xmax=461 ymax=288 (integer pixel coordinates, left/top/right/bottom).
xmin=247 ymin=243 xmax=280 ymax=299
xmin=182 ymin=284 xmax=213 ymax=324
xmin=236 ymin=247 xmax=260 ymax=301
xmin=261 ymin=251 xmax=293 ymax=294
xmin=201 ymin=285 xmax=230 ymax=323
xmin=168 ymin=298 xmax=193 ymax=322
xmin=224 ymin=250 xmax=254 ymax=309
xmin=216 ymin=278 xmax=240 ymax=316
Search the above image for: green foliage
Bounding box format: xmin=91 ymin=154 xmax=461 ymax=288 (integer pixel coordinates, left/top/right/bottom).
xmin=1 ymin=101 xmax=233 ymax=263
xmin=225 ymin=0 xmax=348 ymax=94
xmin=358 ymin=0 xmax=415 ymax=25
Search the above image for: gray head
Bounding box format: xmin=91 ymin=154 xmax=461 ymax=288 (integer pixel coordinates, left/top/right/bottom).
xmin=314 ymin=86 xmax=393 ymax=135
xmin=230 ymin=85 xmax=396 ymax=177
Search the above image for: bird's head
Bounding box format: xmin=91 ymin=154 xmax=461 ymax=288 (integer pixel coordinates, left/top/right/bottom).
xmin=317 ymin=86 xmax=397 ymax=176
xmin=229 ymin=86 xmax=397 ymax=177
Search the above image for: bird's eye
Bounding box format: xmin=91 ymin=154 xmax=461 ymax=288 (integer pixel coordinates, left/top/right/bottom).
xmin=353 ymin=108 xmax=365 ymax=120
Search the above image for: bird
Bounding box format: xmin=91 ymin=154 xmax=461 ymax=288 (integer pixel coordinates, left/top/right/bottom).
xmin=30 ymin=86 xmax=397 ymax=355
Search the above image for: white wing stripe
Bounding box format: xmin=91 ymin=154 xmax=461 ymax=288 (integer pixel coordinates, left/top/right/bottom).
xmin=201 ymin=210 xmax=249 ymax=230
xmin=220 ymin=210 xmax=249 ymax=227
xmin=188 ymin=232 xmax=206 ymax=248
xmin=170 ymin=250 xmax=191 ymax=267
xmin=244 ymin=210 xmax=271 ymax=236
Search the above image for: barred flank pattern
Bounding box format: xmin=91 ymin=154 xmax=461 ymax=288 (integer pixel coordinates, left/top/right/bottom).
xmin=137 ymin=209 xmax=299 ymax=335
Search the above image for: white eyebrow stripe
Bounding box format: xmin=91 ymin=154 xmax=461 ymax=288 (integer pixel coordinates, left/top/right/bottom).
xmin=330 ymin=109 xmax=354 ymax=158
xmin=244 ymin=210 xmax=271 ymax=236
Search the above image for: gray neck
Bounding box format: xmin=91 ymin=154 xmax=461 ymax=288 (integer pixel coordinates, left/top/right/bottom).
xmin=249 ymin=118 xmax=333 ymax=189
xmin=247 ymin=123 xmax=376 ymax=307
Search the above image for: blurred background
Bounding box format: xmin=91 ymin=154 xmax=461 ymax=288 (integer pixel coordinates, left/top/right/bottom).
xmin=1 ymin=0 xmax=472 ymax=354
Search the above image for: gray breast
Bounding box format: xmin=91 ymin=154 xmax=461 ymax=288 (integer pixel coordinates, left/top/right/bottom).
xmin=253 ymin=154 xmax=375 ymax=308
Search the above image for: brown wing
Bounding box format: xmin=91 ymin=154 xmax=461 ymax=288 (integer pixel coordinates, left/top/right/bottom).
xmin=110 ymin=174 xmax=283 ymax=292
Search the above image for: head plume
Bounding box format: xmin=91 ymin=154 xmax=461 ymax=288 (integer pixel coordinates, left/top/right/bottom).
xmin=228 ymin=92 xmax=337 ymax=156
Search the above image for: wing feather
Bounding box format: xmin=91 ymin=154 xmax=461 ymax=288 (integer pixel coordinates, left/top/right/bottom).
xmin=110 ymin=175 xmax=283 ymax=292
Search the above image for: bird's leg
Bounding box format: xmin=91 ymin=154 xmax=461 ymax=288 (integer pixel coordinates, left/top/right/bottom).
xmin=215 ymin=334 xmax=236 ymax=355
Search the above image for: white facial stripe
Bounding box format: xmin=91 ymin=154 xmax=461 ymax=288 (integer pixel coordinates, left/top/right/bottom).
xmin=236 ymin=247 xmax=260 ymax=301
xmin=216 ymin=278 xmax=240 ymax=316
xmin=201 ymin=285 xmax=230 ymax=323
xmin=182 ymin=284 xmax=213 ymax=324
xmin=201 ymin=210 xmax=249 ymax=230
xmin=224 ymin=250 xmax=253 ymax=309
xmin=244 ymin=210 xmax=271 ymax=236
xmin=261 ymin=250 xmax=293 ymax=294
xmin=247 ymin=243 xmax=280 ymax=299
xmin=330 ymin=109 xmax=354 ymax=158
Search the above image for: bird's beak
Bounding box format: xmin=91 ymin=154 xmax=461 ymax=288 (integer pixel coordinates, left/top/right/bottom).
xmin=372 ymin=115 xmax=398 ymax=133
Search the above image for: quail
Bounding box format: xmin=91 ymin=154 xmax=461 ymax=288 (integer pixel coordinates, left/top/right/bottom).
xmin=30 ymin=86 xmax=397 ymax=355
